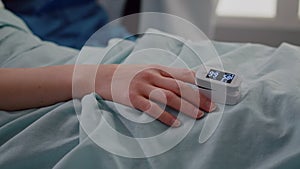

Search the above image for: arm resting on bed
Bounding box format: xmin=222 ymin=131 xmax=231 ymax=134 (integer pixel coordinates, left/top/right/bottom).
xmin=0 ymin=64 xmax=216 ymax=127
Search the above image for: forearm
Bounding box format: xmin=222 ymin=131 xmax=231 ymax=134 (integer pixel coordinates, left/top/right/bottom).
xmin=0 ymin=64 xmax=117 ymax=111
xmin=0 ymin=65 xmax=75 ymax=111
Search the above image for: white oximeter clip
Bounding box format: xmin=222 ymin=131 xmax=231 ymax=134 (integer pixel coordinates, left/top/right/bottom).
xmin=195 ymin=65 xmax=242 ymax=105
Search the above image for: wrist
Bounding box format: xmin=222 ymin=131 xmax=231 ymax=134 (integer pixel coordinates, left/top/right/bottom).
xmin=95 ymin=64 xmax=117 ymax=100
xmin=72 ymin=64 xmax=116 ymax=100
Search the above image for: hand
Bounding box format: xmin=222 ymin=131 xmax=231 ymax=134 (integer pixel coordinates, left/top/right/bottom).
xmin=91 ymin=64 xmax=217 ymax=127
xmin=1 ymin=64 xmax=216 ymax=127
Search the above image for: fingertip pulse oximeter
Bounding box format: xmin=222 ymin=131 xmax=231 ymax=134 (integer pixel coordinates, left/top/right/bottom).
xmin=195 ymin=65 xmax=242 ymax=105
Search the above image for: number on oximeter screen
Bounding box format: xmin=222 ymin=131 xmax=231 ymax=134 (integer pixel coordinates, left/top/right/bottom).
xmin=206 ymin=69 xmax=235 ymax=83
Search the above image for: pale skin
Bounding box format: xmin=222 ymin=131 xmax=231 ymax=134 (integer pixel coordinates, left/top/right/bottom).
xmin=0 ymin=64 xmax=216 ymax=127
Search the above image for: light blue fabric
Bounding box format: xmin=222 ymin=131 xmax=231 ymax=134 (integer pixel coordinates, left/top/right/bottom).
xmin=1 ymin=8 xmax=300 ymax=169
xmin=0 ymin=9 xmax=78 ymax=68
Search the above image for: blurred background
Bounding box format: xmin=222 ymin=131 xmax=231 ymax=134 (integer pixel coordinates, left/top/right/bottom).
xmin=103 ymin=0 xmax=300 ymax=47
xmin=4 ymin=0 xmax=300 ymax=47
xmin=214 ymin=0 xmax=300 ymax=47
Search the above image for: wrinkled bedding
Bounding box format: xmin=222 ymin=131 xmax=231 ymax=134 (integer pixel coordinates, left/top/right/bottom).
xmin=1 ymin=8 xmax=300 ymax=169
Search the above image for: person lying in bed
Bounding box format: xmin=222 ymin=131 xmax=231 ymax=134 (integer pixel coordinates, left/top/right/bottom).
xmin=2 ymin=0 xmax=131 ymax=49
xmin=0 ymin=1 xmax=217 ymax=127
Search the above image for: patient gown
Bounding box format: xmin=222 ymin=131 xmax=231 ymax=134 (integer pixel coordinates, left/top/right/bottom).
xmin=3 ymin=0 xmax=130 ymax=49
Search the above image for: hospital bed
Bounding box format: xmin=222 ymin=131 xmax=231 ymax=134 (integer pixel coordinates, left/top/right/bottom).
xmin=1 ymin=7 xmax=300 ymax=169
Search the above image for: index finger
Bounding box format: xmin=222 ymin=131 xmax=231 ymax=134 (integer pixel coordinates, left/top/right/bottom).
xmin=156 ymin=65 xmax=196 ymax=84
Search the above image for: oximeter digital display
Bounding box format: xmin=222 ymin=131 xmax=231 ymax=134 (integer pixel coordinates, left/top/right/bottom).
xmin=195 ymin=65 xmax=242 ymax=105
xmin=206 ymin=69 xmax=235 ymax=84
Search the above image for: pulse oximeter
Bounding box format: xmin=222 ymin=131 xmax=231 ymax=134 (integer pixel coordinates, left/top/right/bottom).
xmin=195 ymin=65 xmax=242 ymax=105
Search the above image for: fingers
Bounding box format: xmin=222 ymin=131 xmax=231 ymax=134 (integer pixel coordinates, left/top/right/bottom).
xmin=144 ymin=86 xmax=205 ymax=119
xmin=150 ymin=65 xmax=217 ymax=112
xmin=125 ymin=65 xmax=217 ymax=128
xmin=156 ymin=65 xmax=196 ymax=84
xmin=131 ymin=96 xmax=181 ymax=127
xmin=152 ymin=75 xmax=217 ymax=113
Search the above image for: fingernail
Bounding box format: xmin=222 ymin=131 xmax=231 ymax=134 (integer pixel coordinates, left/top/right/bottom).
xmin=197 ymin=110 xmax=205 ymax=119
xmin=206 ymin=101 xmax=217 ymax=112
xmin=210 ymin=102 xmax=217 ymax=112
xmin=171 ymin=118 xmax=181 ymax=128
